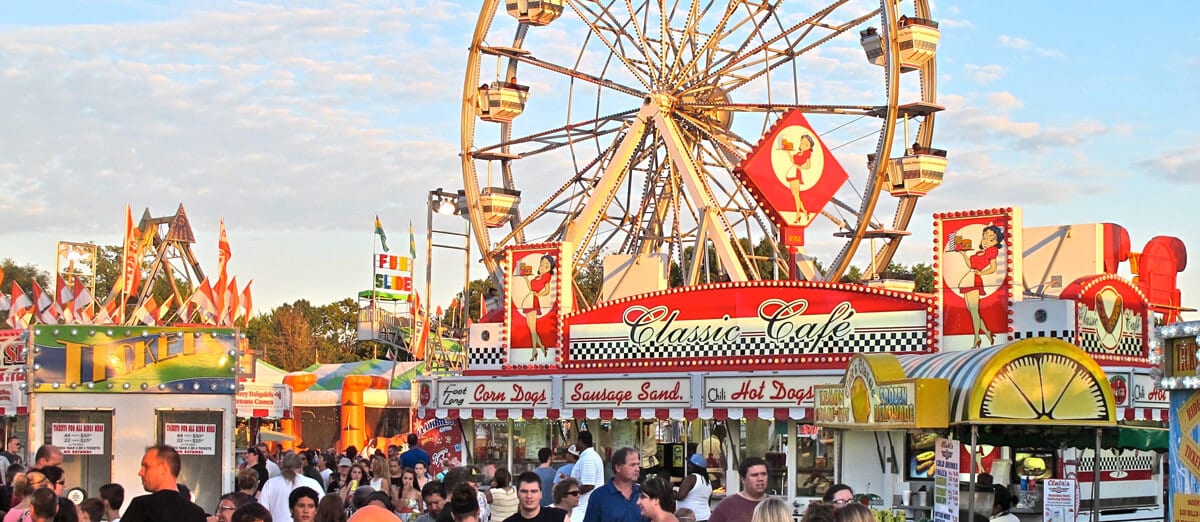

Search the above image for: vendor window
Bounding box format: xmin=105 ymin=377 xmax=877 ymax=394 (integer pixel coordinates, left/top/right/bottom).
xmin=157 ymin=410 xmax=224 ymax=511
xmin=43 ymin=409 xmax=113 ymax=499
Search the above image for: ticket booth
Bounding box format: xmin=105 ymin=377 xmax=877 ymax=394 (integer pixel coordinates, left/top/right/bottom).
xmin=27 ymin=326 xmax=240 ymax=511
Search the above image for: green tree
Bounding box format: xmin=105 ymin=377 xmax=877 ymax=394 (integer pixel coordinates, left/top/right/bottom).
xmin=0 ymin=259 xmax=51 ymax=293
xmin=911 ymin=263 xmax=935 ymax=293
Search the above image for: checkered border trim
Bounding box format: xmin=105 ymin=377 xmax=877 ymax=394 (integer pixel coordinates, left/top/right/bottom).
xmin=568 ymin=330 xmax=927 ymax=361
xmin=469 ymin=345 xmax=506 ymax=368
xmin=1078 ymin=454 xmax=1154 ymax=472
xmin=1077 ymin=332 xmax=1144 ymax=357
xmin=1012 ymin=330 xmax=1074 ymax=341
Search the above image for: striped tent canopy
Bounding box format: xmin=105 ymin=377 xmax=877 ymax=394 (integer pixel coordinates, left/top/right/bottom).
xmin=301 ymin=359 xmax=424 ymax=391
xmin=896 ymin=337 xmax=1117 ymax=427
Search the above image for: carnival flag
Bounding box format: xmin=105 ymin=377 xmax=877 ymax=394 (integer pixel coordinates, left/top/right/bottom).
xmin=375 ymin=215 xmax=390 ymax=252
xmin=218 ymin=218 xmax=231 ymax=273
xmin=72 ymin=279 xmax=92 ymax=317
xmin=132 ymin=296 xmax=158 ymax=326
xmin=408 ymin=221 xmax=416 ymax=259
xmin=6 ymin=283 xmax=32 ymax=329
xmin=31 ymin=279 xmax=58 ymax=324
xmin=93 ymin=298 xmax=118 ymax=325
xmin=118 ymin=205 xmax=142 ymax=319
xmin=240 ymin=280 xmax=254 ymax=328
xmin=224 ymin=277 xmax=239 ymax=326
xmin=156 ymin=295 xmax=175 ymax=325
xmin=196 ymin=279 xmax=219 ymax=324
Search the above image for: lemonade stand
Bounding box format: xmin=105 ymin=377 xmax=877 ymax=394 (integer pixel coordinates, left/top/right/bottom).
xmin=817 ymin=337 xmax=1124 ymax=522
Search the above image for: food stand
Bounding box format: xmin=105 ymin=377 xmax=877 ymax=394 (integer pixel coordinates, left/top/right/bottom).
xmin=817 ymin=337 xmax=1127 ymax=522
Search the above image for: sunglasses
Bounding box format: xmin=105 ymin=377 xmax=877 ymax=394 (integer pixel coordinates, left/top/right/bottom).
xmin=566 ymin=491 xmax=581 ymax=497
xmin=831 ymin=499 xmax=853 ymax=506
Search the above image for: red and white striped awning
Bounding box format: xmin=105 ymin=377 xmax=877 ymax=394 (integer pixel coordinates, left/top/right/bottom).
xmin=1117 ymin=407 xmax=1168 ymax=422
xmin=426 ymin=407 xmax=809 ymax=421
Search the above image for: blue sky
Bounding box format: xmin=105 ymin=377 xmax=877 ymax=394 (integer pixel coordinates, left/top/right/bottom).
xmin=2 ymin=1 xmax=1197 ymax=317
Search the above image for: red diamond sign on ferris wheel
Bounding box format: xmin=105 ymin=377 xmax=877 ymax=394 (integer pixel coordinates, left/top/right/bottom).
xmin=735 ymin=109 xmax=849 ymax=247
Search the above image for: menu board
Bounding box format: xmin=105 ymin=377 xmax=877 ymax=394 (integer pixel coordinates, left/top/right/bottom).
xmin=1042 ymin=478 xmax=1079 ymax=522
xmin=933 ymin=438 xmax=960 ymax=522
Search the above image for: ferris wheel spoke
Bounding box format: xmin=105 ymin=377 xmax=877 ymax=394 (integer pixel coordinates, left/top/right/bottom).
xmin=705 ymin=1 xmax=851 ymax=82
xmin=694 ymin=0 xmax=786 ymax=83
xmin=481 ymin=46 xmax=647 ymax=99
xmin=667 ymin=1 xmax=741 ymax=90
xmin=564 ymin=102 xmax=657 ymax=249
xmin=678 ymin=102 xmax=881 ymax=116
xmin=716 ymin=9 xmax=875 ymax=96
xmin=474 ymin=110 xmax=637 ymax=158
xmin=619 ymin=0 xmax=663 ymax=84
xmin=569 ymin=0 xmax=656 ymax=90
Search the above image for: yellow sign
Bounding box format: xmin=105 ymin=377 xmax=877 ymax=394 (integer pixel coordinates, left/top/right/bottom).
xmin=814 ymin=354 xmax=948 ymax=429
xmin=1174 ymin=493 xmax=1200 ymax=522
xmin=968 ymin=338 xmax=1115 ymax=426
xmin=1168 ymin=338 xmax=1200 ymax=379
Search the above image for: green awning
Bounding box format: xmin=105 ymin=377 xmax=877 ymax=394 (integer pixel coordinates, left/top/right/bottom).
xmin=358 ymin=289 xmax=412 ymax=301
xmin=966 ymin=425 xmax=1168 ymax=452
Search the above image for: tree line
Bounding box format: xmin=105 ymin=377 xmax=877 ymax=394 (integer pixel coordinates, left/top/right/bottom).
xmin=3 ymin=247 xmax=934 ymax=372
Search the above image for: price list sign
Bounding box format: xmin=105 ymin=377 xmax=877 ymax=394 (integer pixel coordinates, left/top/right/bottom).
xmin=51 ymin=423 xmax=106 ymax=455
xmin=933 ymin=438 xmax=960 ymax=522
xmin=164 ymin=423 xmax=217 ymax=455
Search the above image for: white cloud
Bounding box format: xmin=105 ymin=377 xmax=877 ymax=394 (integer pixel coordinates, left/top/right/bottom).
xmin=1139 ymin=144 xmax=1200 ymax=183
xmin=998 ymin=34 xmax=1064 ymax=59
xmin=963 ymin=63 xmax=1005 ymax=84
xmin=998 ymin=35 xmax=1031 ymax=49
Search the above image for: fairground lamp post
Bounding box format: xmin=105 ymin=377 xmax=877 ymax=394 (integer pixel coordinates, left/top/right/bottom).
xmin=424 ymin=188 xmax=471 ymax=370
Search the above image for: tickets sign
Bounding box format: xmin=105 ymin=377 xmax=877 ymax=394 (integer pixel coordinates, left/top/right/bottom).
xmin=51 ymin=423 xmax=105 ymax=455
xmin=563 ymin=377 xmax=691 ymax=409
xmin=31 ymin=326 xmax=239 ymax=393
xmin=164 ymin=423 xmax=217 ymax=455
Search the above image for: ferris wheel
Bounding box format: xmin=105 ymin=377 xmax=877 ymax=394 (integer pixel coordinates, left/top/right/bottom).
xmin=460 ymin=0 xmax=945 ymax=305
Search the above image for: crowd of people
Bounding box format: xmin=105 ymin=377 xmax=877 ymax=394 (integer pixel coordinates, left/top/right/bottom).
xmin=0 ymin=432 xmax=1020 ymax=522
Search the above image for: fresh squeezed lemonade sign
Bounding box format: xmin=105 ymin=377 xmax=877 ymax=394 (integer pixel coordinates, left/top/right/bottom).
xmin=51 ymin=423 xmax=105 ymax=455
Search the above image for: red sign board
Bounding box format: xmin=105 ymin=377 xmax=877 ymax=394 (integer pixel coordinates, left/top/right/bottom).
xmin=735 ymin=109 xmax=849 ymax=245
xmin=563 ymin=281 xmax=933 ymax=372
xmin=1061 ymin=274 xmax=1150 ymax=363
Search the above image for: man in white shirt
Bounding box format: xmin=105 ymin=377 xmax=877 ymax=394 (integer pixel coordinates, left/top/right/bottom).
xmin=258 ymin=452 xmax=324 ymax=522
xmin=569 ymin=432 xmax=603 ymax=522
xmin=258 ymin=443 xmax=282 ymax=478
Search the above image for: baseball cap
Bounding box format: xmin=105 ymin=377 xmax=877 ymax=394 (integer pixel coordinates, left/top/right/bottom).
xmin=689 ymin=453 xmax=707 ymax=468
xmin=567 ymin=445 xmax=579 ymax=457
xmin=339 ymin=457 xmax=353 ymax=467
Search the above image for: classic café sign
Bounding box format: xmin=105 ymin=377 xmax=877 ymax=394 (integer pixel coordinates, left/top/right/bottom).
xmin=563 ymin=282 xmax=934 ymax=369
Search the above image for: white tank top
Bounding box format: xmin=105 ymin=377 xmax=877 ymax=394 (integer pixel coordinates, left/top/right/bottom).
xmin=676 ymin=473 xmax=713 ymax=521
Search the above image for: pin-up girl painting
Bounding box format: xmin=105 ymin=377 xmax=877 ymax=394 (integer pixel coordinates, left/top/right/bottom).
xmin=952 ymin=224 xmax=1004 ymax=348
xmin=512 ymin=253 xmax=557 ymax=359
